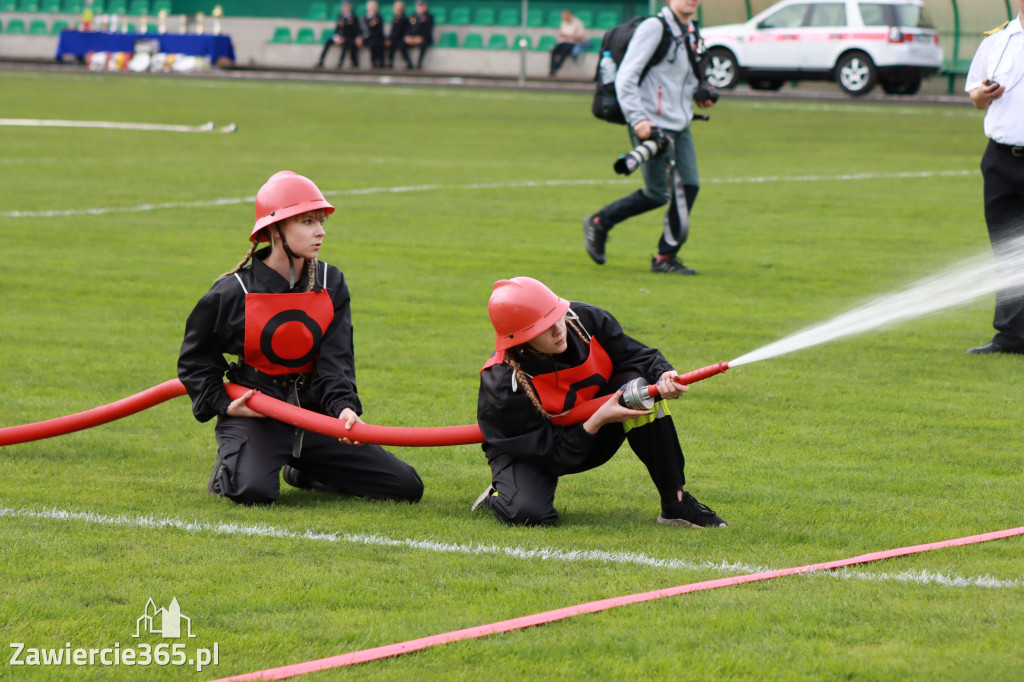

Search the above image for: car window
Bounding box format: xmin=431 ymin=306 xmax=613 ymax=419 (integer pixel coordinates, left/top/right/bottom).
xmin=859 ymin=3 xmax=933 ymax=28
xmin=858 ymin=3 xmax=889 ymax=25
xmin=893 ymin=4 xmax=934 ymax=28
xmin=759 ymin=3 xmax=811 ymax=29
xmin=807 ymin=3 xmax=847 ymax=27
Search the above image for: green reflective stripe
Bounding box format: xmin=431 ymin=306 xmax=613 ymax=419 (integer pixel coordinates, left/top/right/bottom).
xmin=623 ymin=400 xmax=671 ymax=433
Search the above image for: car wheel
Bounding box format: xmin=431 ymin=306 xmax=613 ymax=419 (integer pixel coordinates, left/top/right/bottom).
xmin=702 ymin=48 xmax=739 ymax=90
xmin=748 ymin=79 xmax=784 ymax=91
xmin=881 ymin=72 xmax=921 ymax=95
xmin=836 ymin=51 xmax=877 ymax=96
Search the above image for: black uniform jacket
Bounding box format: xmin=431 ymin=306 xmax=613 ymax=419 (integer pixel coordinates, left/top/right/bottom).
xmin=407 ymin=11 xmax=434 ymax=44
xmin=361 ymin=13 xmax=385 ymax=45
xmin=177 ymin=248 xmax=361 ymax=423
xmin=335 ymin=12 xmax=361 ymax=41
xmin=477 ymin=302 xmax=673 ymax=463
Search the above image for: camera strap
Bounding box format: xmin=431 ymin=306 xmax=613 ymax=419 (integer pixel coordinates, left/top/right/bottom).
xmin=669 ymin=11 xmax=704 ymax=80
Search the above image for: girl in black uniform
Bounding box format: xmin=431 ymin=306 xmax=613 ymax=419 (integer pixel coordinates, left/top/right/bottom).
xmin=474 ymin=277 xmax=725 ymax=527
xmin=178 ymin=171 xmax=423 ymax=505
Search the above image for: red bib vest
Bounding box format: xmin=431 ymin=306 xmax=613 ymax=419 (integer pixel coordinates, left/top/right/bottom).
xmin=237 ymin=272 xmax=334 ymax=376
xmin=483 ymin=336 xmax=614 ymax=415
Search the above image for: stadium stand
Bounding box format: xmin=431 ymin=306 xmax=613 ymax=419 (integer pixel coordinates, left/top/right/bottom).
xmin=473 ymin=7 xmax=494 ymax=25
xmin=5 ymin=19 xmax=25 ymax=33
xmin=486 ymin=33 xmax=507 ymax=49
xmin=461 ymin=32 xmax=482 ymax=48
xmin=41 ymin=0 xmax=62 ymax=11
xmin=306 ymin=1 xmax=327 ymax=21
xmin=50 ymin=19 xmax=68 ymax=33
xmin=294 ymin=26 xmax=316 ymax=43
xmin=18 ymin=0 xmax=39 ymax=11
xmin=436 ymin=31 xmax=457 ymax=47
xmin=63 ymin=0 xmax=82 ymax=11
xmin=496 ymin=7 xmax=518 ymax=26
xmin=127 ymin=0 xmax=149 ymax=14
xmin=267 ymin=26 xmax=291 ymax=43
xmin=28 ymin=19 xmax=47 ymax=33
xmin=448 ymin=6 xmax=470 ymax=25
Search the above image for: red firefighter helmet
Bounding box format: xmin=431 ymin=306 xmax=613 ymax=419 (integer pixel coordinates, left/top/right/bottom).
xmin=250 ymin=171 xmax=335 ymax=242
xmin=488 ymin=277 xmax=571 ymax=351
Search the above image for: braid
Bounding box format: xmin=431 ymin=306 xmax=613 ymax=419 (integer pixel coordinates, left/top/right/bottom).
xmin=506 ymin=351 xmax=559 ymax=421
xmin=304 ymin=258 xmax=318 ymax=292
xmin=566 ymin=318 xmax=589 ymax=344
xmin=220 ymin=241 xmax=259 ymax=281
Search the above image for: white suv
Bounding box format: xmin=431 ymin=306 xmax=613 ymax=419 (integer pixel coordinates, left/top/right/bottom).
xmin=699 ymin=0 xmax=943 ymax=96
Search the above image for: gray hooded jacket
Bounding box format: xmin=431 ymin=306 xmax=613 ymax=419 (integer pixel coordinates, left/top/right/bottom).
xmin=614 ymin=7 xmax=699 ymax=132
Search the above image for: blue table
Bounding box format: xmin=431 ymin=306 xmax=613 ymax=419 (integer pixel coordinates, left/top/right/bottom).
xmin=56 ymin=30 xmax=235 ymax=64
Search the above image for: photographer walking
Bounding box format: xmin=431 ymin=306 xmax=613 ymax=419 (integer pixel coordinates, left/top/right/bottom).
xmin=583 ymin=0 xmax=716 ymax=275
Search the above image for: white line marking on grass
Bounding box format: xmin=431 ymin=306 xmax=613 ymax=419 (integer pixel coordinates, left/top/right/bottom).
xmin=0 ymin=118 xmax=237 ymax=133
xmin=2 ymin=505 xmax=1019 ymax=590
xmin=1 ymin=170 xmax=978 ymax=219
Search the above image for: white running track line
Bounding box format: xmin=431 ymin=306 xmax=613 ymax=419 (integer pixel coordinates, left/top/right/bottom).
xmin=1 ymin=505 xmax=1019 ymax=590
xmin=1 ymin=170 xmax=977 ymax=219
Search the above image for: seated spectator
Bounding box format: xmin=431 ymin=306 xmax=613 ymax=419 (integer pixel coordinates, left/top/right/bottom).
xmin=387 ymin=0 xmax=415 ymax=68
xmin=549 ymin=9 xmax=592 ymax=77
xmin=361 ymin=0 xmax=386 ymax=68
xmin=316 ymin=1 xmax=362 ymax=69
xmin=405 ymin=0 xmax=434 ymax=69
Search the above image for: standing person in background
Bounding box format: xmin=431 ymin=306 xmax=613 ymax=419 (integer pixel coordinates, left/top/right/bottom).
xmin=386 ymin=0 xmax=415 ymax=69
xmin=582 ymin=0 xmax=716 ymax=275
xmin=316 ymin=0 xmax=361 ymax=69
xmin=405 ymin=0 xmax=434 ymax=69
xmin=549 ymin=9 xmax=590 ymax=76
xmin=965 ymin=2 xmax=1024 ymax=355
xmin=473 ymin=277 xmax=726 ymax=528
xmin=178 ymin=171 xmax=424 ymax=506
xmin=361 ymin=0 xmax=386 ymax=68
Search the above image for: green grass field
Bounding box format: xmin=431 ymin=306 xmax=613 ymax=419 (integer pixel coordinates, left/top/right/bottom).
xmin=1 ymin=69 xmax=1022 ymax=681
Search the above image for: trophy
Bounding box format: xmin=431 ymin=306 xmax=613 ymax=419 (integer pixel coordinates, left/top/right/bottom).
xmin=157 ymin=8 xmax=167 ymax=33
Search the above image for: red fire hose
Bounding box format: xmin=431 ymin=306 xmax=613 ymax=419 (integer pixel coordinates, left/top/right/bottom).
xmin=0 ymin=363 xmax=729 ymax=448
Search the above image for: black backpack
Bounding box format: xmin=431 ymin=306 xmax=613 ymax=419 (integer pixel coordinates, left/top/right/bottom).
xmin=591 ymin=14 xmax=705 ymax=125
xmin=591 ymin=15 xmax=672 ymax=125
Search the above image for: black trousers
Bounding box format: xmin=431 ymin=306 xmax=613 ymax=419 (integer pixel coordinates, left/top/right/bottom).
xmin=388 ymin=40 xmax=413 ymax=68
xmin=318 ymin=36 xmax=359 ymax=67
xmin=982 ymin=140 xmax=1024 ymax=349
xmin=208 ymin=414 xmax=423 ymax=505
xmin=549 ymin=42 xmax=575 ymax=74
xmin=482 ymin=406 xmax=686 ymax=526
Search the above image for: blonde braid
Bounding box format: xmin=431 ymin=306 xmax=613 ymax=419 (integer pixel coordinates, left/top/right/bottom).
xmin=506 ymin=352 xmax=560 ymax=421
xmin=219 ymin=241 xmax=259 ymax=281
xmin=304 ymin=258 xmax=318 ymax=292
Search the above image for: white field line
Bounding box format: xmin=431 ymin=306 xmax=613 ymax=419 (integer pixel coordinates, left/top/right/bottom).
xmin=1 ymin=170 xmax=977 ymax=219
xmin=0 ymin=118 xmax=236 ymax=133
xmin=1 ymin=505 xmax=1019 ymax=590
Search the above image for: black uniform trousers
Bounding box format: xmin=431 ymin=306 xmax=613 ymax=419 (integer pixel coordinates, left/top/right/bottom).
xmin=319 ymin=36 xmax=359 ymax=67
xmin=483 ymin=407 xmax=686 ymax=526
xmin=209 ymin=415 xmax=423 ymax=506
xmin=982 ymin=140 xmax=1024 ymax=350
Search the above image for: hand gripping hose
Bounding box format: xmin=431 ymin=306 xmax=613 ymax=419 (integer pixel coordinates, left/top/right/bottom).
xmin=0 ymin=363 xmax=729 ymax=448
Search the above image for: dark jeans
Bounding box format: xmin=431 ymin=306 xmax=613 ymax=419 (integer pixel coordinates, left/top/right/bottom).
xmin=549 ymin=41 xmax=575 ymax=74
xmin=596 ymin=126 xmax=700 ymax=257
xmin=388 ymin=40 xmax=413 ymax=68
xmin=982 ymin=140 xmax=1024 ymax=349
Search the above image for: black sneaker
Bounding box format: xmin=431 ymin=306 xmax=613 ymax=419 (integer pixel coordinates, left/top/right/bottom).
xmin=471 ymin=484 xmax=495 ymax=511
xmin=657 ymin=491 xmax=727 ymax=528
xmin=650 ymin=255 xmax=697 ymax=275
xmin=281 ymin=465 xmax=335 ymax=493
xmin=583 ymin=214 xmax=608 ymax=265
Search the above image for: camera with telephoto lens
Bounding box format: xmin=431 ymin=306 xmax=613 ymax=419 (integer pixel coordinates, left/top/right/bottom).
xmin=695 ymin=80 xmax=720 ymax=104
xmin=613 ymin=128 xmax=668 ymax=176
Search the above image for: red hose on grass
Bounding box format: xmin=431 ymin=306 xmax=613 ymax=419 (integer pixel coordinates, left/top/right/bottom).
xmin=0 ymin=363 xmax=729 ymax=448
